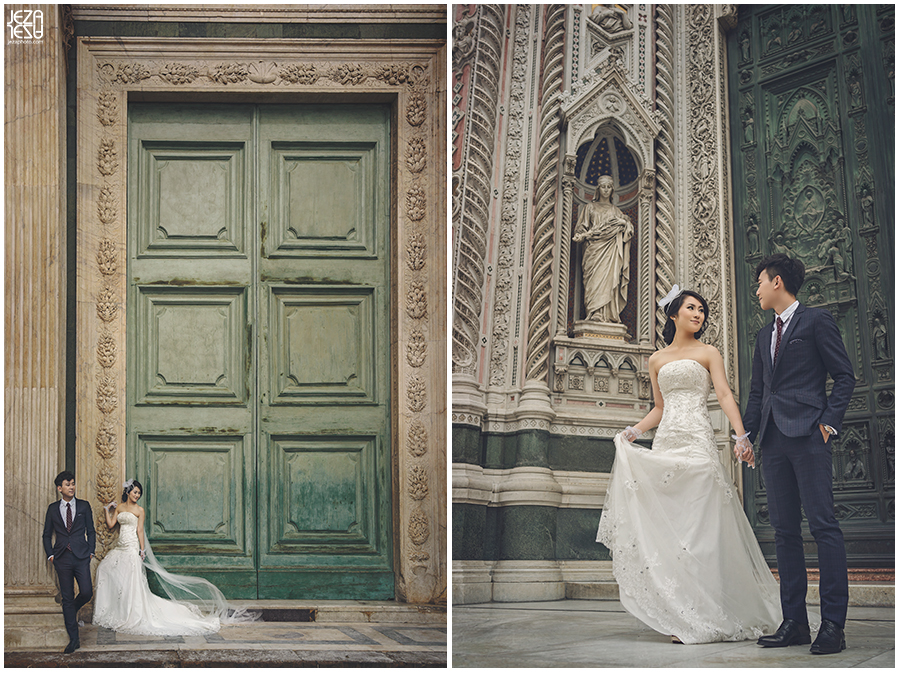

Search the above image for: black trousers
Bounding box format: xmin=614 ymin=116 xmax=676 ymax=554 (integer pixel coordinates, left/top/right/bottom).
xmin=53 ymin=549 xmax=93 ymax=642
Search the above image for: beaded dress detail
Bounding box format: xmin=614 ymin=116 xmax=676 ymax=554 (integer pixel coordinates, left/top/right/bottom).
xmin=597 ymin=359 xmax=781 ymax=644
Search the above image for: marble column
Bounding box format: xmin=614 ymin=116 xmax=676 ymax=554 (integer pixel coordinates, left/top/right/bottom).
xmin=4 ymin=4 xmax=69 ymax=649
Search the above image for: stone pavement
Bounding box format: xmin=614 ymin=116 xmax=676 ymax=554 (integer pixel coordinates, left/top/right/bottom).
xmin=452 ymin=599 xmax=894 ymax=668
xmin=5 ymin=601 xmax=446 ymax=668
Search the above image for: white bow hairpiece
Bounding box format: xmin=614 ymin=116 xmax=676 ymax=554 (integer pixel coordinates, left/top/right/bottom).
xmin=657 ymin=284 xmax=684 ymax=311
xmin=123 ymin=478 xmax=134 ymax=490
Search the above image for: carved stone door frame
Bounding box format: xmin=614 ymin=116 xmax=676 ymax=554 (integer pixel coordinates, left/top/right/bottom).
xmin=75 ymin=37 xmax=446 ymax=604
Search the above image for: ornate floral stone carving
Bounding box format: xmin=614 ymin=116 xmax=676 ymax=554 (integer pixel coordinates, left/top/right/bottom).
xmin=97 ymin=332 xmax=117 ymax=369
xmin=407 ymin=420 xmax=428 ymax=457
xmin=209 ymin=63 xmax=248 ymax=84
xmin=98 ymin=138 xmax=118 ymax=176
xmin=97 ymin=239 xmax=117 ymax=275
xmin=98 ymin=185 xmax=117 ymax=225
xmin=96 ymin=285 xmax=117 ymax=323
xmin=406 ymin=281 xmax=427 ymax=319
xmin=159 ymin=62 xmax=200 ymax=84
xmin=408 ymin=508 xmax=430 ymax=546
xmin=407 ymin=375 xmax=427 ymax=412
xmin=97 ymin=92 xmax=118 ymax=126
xmin=331 ymin=63 xmax=367 ymax=85
xmin=408 ymin=465 xmax=428 ymax=500
xmin=406 ymin=230 xmax=426 ymax=271
xmin=96 ymin=375 xmax=117 ymax=415
xmin=406 ymin=91 xmax=427 ymax=126
xmin=406 ymin=186 xmax=426 ymax=221
xmin=375 ymin=63 xmax=410 ymax=85
xmin=279 ymin=63 xmax=319 ymax=84
xmin=95 ymin=420 xmax=117 ymax=461
xmin=406 ymin=136 xmax=426 ymax=173
xmin=407 ymin=329 xmax=426 ymax=367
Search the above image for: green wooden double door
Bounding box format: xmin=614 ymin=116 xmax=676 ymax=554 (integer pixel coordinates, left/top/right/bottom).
xmin=126 ymin=103 xmax=393 ymax=599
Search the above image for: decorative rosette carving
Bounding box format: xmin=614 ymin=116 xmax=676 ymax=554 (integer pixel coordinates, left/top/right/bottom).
xmin=112 ymin=62 xmax=150 ymax=84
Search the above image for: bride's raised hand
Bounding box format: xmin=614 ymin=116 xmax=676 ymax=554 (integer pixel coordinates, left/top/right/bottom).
xmin=621 ymin=426 xmax=642 ymax=443
xmin=104 ymin=501 xmax=117 ymax=511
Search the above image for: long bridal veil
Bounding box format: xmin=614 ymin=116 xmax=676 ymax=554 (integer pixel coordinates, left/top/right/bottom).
xmin=140 ymin=528 xmax=258 ymax=625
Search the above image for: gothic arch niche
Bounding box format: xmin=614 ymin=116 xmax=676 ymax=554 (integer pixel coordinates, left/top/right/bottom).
xmin=568 ymin=124 xmax=642 ymax=336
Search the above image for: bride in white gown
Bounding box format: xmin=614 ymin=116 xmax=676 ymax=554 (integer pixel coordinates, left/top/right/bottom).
xmin=93 ymin=479 xmax=254 ymax=636
xmin=597 ymin=287 xmax=781 ymax=644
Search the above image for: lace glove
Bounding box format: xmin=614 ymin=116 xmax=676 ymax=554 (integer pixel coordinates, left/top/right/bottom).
xmin=621 ymin=426 xmax=643 ymax=443
xmin=139 ymin=549 xmax=146 ymax=561
xmin=732 ymin=431 xmax=755 ymax=469
xmin=104 ymin=501 xmax=117 ymax=511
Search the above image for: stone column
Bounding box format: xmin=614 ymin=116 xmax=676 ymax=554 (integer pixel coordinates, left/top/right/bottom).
xmin=4 ymin=4 xmax=69 ymax=649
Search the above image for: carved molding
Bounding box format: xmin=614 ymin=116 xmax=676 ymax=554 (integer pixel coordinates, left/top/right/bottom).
xmin=76 ymin=36 xmax=446 ymax=604
xmin=653 ymin=4 xmax=678 ymax=348
xmin=452 ymin=5 xmax=504 ymax=377
xmin=489 ymin=6 xmax=532 ymax=388
xmin=524 ymin=4 xmax=566 ymax=384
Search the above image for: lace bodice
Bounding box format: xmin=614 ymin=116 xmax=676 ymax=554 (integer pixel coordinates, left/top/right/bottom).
xmin=653 ymin=359 xmax=717 ymax=460
xmin=115 ymin=511 xmax=140 ymax=551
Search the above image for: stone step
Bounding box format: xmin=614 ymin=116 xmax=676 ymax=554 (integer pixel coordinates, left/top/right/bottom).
xmin=565 ymin=582 xmax=895 ymax=607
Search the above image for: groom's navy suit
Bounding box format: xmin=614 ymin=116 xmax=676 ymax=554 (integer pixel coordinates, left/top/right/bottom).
xmin=744 ymin=303 xmax=856 ymax=627
xmin=43 ymin=498 xmax=96 ymax=643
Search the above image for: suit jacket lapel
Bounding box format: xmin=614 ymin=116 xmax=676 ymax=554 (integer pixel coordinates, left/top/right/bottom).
xmin=761 ymin=321 xmax=774 ymax=376
xmin=773 ymin=303 xmax=805 ymax=378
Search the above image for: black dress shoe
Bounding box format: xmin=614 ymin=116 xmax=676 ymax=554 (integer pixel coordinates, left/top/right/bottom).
xmin=810 ymin=619 xmax=846 ymax=654
xmin=757 ymin=619 xmax=811 ymax=647
xmin=63 ymin=639 xmax=80 ymax=654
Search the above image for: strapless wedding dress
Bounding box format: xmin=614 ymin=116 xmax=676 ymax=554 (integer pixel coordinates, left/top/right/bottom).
xmin=93 ymin=511 xmax=220 ymax=635
xmin=597 ymin=358 xmax=781 ymax=643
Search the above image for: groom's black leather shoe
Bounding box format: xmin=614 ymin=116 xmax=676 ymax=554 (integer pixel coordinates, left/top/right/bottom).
xmin=810 ymin=619 xmax=846 ymax=654
xmin=757 ymin=619 xmax=811 ymax=647
xmin=63 ymin=639 xmax=80 ymax=654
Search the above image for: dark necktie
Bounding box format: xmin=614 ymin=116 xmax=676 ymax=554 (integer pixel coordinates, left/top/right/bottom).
xmin=774 ymin=316 xmax=784 ymax=364
xmin=66 ymin=502 xmax=73 ymax=551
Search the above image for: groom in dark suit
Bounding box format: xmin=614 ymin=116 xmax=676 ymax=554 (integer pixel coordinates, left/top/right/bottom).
xmin=42 ymin=471 xmax=96 ymax=654
xmin=741 ymin=254 xmax=856 ymax=655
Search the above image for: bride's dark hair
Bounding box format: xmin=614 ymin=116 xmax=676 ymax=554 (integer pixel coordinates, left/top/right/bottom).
xmin=122 ymin=479 xmax=143 ymax=502
xmin=662 ymin=290 xmax=709 ymax=345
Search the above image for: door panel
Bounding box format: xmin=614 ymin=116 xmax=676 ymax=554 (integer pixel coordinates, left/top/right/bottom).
xmin=257 ymin=106 xmax=393 ymax=599
xmin=128 ymin=103 xmax=392 ymax=599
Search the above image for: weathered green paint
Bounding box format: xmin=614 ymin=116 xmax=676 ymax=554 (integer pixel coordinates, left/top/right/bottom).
xmin=728 ymin=5 xmax=894 ymax=566
xmin=127 ymin=103 xmax=393 ymax=598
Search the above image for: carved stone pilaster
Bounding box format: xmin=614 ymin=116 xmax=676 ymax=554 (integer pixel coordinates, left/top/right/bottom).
xmin=5 ymin=3 xmax=69 ymax=646
xmin=654 ymin=4 xmax=678 ymax=348
xmin=524 ymin=4 xmax=567 ymax=385
xmin=452 ymin=5 xmax=504 ymax=378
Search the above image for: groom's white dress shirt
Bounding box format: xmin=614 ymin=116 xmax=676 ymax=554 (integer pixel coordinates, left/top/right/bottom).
xmin=770 ymin=300 xmax=799 ymax=363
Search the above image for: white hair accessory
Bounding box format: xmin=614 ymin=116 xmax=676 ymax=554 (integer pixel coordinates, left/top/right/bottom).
xmin=122 ymin=478 xmax=134 ymax=490
xmin=657 ymin=284 xmax=683 ymax=311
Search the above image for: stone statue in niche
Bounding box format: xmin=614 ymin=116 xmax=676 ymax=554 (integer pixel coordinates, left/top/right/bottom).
xmin=873 ymin=314 xmax=890 ymax=361
xmin=816 ymin=221 xmax=853 ymax=280
xmin=589 ymin=4 xmax=632 ymax=32
xmin=573 ymin=175 xmax=633 ymax=324
xmin=843 ymin=449 xmax=866 ymax=480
